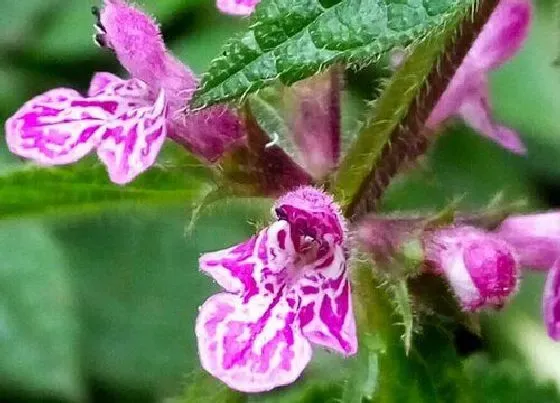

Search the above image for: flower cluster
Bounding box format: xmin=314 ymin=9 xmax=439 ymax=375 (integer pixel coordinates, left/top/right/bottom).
xmin=3 ymin=0 xmax=549 ymax=396
xmin=358 ymin=212 xmax=560 ymax=341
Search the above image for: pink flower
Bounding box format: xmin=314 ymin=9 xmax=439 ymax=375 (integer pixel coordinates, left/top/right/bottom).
xmin=356 ymin=217 xmax=519 ymax=311
xmin=495 ymin=212 xmax=560 ymax=340
xmin=195 ymin=186 xmax=357 ymax=392
xmin=425 ymin=226 xmax=519 ymax=311
xmin=217 ymin=0 xmax=260 ymax=16
xmin=427 ymin=0 xmax=532 ymax=154
xmin=5 ymin=0 xmax=244 ymax=184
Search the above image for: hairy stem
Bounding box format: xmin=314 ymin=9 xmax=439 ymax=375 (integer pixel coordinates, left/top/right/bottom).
xmin=346 ymin=0 xmax=500 ymax=221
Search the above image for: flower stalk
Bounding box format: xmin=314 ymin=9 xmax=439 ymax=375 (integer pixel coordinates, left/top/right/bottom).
xmin=346 ymin=0 xmax=502 ymax=220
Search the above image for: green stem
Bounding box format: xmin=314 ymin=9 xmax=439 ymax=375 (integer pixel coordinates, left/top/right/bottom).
xmin=345 ymin=0 xmax=501 ymax=221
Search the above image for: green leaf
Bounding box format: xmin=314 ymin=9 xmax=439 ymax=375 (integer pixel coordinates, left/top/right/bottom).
xmin=178 ymin=371 xmax=246 ymax=403
xmin=0 ymin=222 xmax=81 ymax=401
xmin=388 ymin=278 xmax=414 ymax=354
xmin=464 ymin=354 xmax=560 ymax=402
xmin=348 ymin=265 xmax=468 ymax=402
xmin=52 ymin=203 xmax=264 ymax=396
xmin=191 ymin=0 xmax=473 ymax=108
xmin=0 ymin=157 xmax=215 ymax=220
xmin=248 ymin=87 xmax=294 ymax=158
xmin=341 ymin=332 xmax=380 ymax=403
xmin=332 ymin=1 xmax=473 ymax=212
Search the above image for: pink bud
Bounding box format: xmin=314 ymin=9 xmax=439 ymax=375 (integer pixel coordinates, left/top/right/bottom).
xmin=425 ymin=227 xmax=519 ymax=311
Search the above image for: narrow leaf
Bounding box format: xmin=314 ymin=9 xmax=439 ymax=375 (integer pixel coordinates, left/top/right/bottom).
xmin=389 ymin=278 xmax=414 ymax=354
xmin=191 ymin=0 xmax=473 ymax=108
xmin=0 ymin=158 xmax=214 ymax=219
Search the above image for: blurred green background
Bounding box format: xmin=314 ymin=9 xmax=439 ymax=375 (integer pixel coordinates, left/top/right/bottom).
xmin=1 ymin=0 xmax=560 ymax=401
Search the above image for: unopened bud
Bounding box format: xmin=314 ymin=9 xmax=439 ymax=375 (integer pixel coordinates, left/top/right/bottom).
xmin=425 ymin=227 xmax=519 ymax=311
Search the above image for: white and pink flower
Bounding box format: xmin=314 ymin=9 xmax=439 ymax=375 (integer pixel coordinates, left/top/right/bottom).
xmin=5 ymin=0 xmax=244 ymax=184
xmin=195 ymin=186 xmax=357 ymax=392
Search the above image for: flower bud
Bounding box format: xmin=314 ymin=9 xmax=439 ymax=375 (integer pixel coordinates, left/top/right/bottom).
xmin=425 ymin=227 xmax=519 ymax=311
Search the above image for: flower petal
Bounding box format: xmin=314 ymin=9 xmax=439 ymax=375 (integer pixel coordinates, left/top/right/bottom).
xmin=100 ymin=0 xmax=168 ymax=84
xmin=172 ymin=105 xmax=245 ymax=163
xmin=5 ymin=88 xmax=113 ymax=165
xmin=200 ymin=220 xmax=296 ymax=297
xmin=458 ymin=87 xmax=526 ymax=154
xmin=88 ymin=73 xmax=153 ymax=108
xmin=275 ymin=186 xmax=346 ymax=246
xmin=195 ymin=291 xmax=312 ymax=393
xmin=297 ymin=243 xmax=357 ymax=355
xmin=88 ymin=72 xmax=123 ymax=97
xmin=99 ymin=1 xmax=246 ymax=163
xmin=495 ymin=212 xmax=560 ymax=270
xmin=99 ymin=0 xmax=197 ymax=97
xmin=217 ymin=0 xmax=260 ymax=15
xmin=543 ymin=258 xmax=560 ymax=341
xmin=96 ymin=90 xmax=167 ymax=184
xmin=469 ymin=0 xmax=532 ymax=71
xmin=200 ymin=234 xmax=261 ymax=295
xmin=426 ymin=227 xmax=519 ymax=311
xmin=426 ymin=0 xmax=531 ymax=154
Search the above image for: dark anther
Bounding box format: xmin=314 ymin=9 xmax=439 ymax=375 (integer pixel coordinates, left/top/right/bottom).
xmin=95 ymin=22 xmax=106 ymax=33
xmin=91 ymin=6 xmax=106 ymax=33
xmin=91 ymin=5 xmax=108 ymax=48
xmin=93 ymin=33 xmax=107 ymax=48
xmin=275 ymin=208 xmax=287 ymax=220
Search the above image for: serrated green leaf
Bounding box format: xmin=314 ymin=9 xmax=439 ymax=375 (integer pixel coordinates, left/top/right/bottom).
xmin=332 ymin=1 xmax=473 ymax=211
xmin=0 ymin=222 xmax=81 ymax=401
xmin=192 ymin=0 xmax=472 ymax=108
xmin=0 ymin=157 xmax=214 ymax=220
